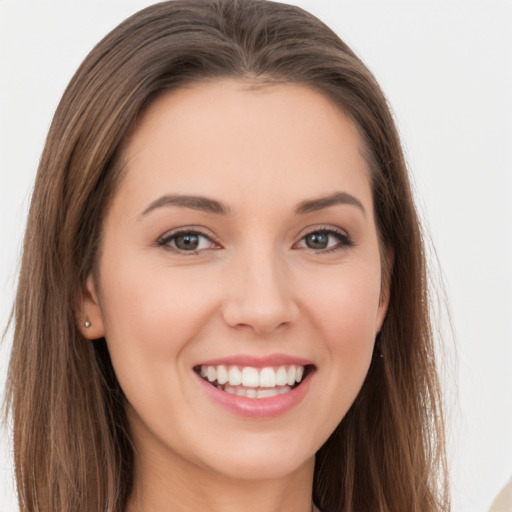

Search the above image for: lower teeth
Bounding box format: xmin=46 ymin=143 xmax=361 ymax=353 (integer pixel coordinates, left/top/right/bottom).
xmin=219 ymin=384 xmax=292 ymax=398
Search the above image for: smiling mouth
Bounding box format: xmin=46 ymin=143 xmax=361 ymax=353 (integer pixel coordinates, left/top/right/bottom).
xmin=194 ymin=364 xmax=313 ymax=399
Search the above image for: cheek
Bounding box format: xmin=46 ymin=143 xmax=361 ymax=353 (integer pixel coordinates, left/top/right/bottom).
xmin=289 ymin=262 xmax=383 ymax=441
xmin=97 ymin=262 xmax=221 ymax=383
xmin=299 ymin=261 xmax=382 ymax=369
xmin=96 ymin=267 xmax=225 ymax=438
xmin=306 ymin=264 xmax=381 ymax=334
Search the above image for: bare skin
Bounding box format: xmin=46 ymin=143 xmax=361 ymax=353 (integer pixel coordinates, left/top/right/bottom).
xmin=82 ymin=80 xmax=388 ymax=512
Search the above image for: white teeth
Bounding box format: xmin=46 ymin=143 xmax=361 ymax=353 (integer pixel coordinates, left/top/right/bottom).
xmin=241 ymin=367 xmax=260 ymax=387
xmin=207 ymin=366 xmax=217 ymax=383
xmin=256 ymin=388 xmax=283 ymax=398
xmin=221 ymin=385 xmax=293 ymax=398
xmin=287 ymin=366 xmax=296 ymax=386
xmin=276 ymin=366 xmax=288 ymax=386
xmin=216 ymin=365 xmax=228 ymax=385
xmin=199 ymin=364 xmax=307 ymax=392
xmin=259 ymin=367 xmax=276 ymax=387
xmin=256 ymin=388 xmax=274 ymax=398
xmin=228 ymin=366 xmax=242 ymax=386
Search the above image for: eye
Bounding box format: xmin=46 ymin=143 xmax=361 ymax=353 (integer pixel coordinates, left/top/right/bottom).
xmin=295 ymin=228 xmax=352 ymax=253
xmin=158 ymin=229 xmax=219 ymax=253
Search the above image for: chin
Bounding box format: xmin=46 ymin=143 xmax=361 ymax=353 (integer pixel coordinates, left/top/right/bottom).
xmin=207 ymin=451 xmax=314 ymax=482
xmin=191 ymin=431 xmax=318 ymax=482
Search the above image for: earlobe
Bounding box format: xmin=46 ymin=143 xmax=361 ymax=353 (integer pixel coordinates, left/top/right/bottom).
xmin=376 ymin=246 xmax=394 ymax=332
xmin=79 ymin=274 xmax=105 ymax=340
xmin=376 ymin=289 xmax=390 ymax=333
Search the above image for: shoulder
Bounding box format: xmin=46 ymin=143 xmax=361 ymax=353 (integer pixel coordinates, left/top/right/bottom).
xmin=488 ymin=476 xmax=512 ymax=512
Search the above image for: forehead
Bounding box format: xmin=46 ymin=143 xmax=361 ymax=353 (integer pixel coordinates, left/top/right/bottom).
xmin=118 ymin=79 xmax=373 ymax=215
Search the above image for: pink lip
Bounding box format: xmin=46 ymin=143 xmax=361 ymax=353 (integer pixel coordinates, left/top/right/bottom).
xmin=194 ymin=353 xmax=313 ymax=368
xmin=195 ymin=367 xmax=313 ymax=419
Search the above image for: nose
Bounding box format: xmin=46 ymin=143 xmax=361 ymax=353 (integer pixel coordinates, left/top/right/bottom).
xmin=221 ymin=250 xmax=300 ymax=335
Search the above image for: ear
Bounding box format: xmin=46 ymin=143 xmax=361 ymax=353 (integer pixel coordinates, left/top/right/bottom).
xmin=79 ymin=274 xmax=106 ymax=340
xmin=376 ymin=246 xmax=394 ymax=333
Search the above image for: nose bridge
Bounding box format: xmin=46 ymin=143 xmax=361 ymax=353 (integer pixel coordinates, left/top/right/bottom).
xmin=222 ymin=241 xmax=298 ymax=334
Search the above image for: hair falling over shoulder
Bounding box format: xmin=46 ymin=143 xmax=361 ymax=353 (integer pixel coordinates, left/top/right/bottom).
xmin=5 ymin=1 xmax=450 ymax=511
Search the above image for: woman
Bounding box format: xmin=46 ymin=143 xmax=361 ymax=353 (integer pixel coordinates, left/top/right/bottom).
xmin=5 ymin=1 xmax=449 ymax=511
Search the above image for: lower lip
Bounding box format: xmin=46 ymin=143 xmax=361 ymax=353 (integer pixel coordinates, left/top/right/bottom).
xmin=196 ymin=372 xmax=312 ymax=418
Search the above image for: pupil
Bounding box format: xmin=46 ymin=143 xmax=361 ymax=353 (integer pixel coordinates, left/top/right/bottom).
xmin=306 ymin=232 xmax=328 ymax=249
xmin=176 ymin=234 xmax=199 ymax=250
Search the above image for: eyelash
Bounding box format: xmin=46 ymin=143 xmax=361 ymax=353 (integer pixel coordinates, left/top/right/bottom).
xmin=294 ymin=227 xmax=353 ymax=254
xmin=157 ymin=227 xmax=353 ymax=255
xmin=157 ymin=228 xmax=219 ymax=254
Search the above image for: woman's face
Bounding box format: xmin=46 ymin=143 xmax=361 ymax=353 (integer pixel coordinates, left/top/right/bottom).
xmin=83 ymin=80 xmax=388 ymax=482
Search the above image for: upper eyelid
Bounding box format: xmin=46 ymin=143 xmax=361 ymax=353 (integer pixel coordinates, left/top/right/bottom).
xmin=293 ymin=226 xmax=353 ymax=251
xmin=156 ymin=229 xmax=222 ymax=255
xmin=157 ymin=226 xmax=218 ymax=244
xmin=155 ymin=224 xmax=351 ymax=248
xmin=296 ymin=224 xmax=350 ymax=240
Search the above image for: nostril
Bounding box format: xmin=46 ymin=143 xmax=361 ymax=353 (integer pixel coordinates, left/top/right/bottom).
xmin=222 ymin=303 xmax=298 ymax=334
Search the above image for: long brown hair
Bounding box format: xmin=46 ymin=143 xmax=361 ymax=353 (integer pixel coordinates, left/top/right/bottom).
xmin=5 ymin=1 xmax=450 ymax=511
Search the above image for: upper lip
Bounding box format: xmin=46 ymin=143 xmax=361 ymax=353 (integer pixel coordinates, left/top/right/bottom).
xmin=194 ymin=353 xmax=314 ymax=368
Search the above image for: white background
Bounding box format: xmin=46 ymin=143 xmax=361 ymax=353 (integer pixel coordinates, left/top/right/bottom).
xmin=1 ymin=1 xmax=511 ymax=511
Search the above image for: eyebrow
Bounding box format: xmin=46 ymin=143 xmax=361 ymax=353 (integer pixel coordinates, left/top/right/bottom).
xmin=294 ymin=192 xmax=366 ymax=216
xmin=139 ymin=191 xmax=365 ymax=219
xmin=139 ymin=194 xmax=230 ymax=218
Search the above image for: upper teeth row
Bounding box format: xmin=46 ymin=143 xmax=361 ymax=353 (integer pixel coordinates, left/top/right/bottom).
xmin=199 ymin=365 xmax=304 ymax=388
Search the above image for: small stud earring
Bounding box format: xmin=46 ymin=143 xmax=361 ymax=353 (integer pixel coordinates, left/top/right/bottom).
xmin=84 ymin=320 xmax=91 ymax=328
